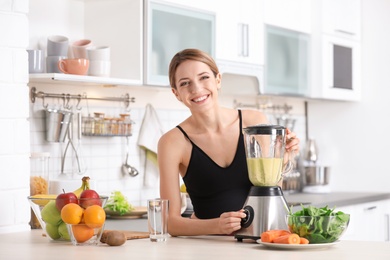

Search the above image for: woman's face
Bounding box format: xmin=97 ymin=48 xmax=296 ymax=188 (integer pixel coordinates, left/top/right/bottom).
xmin=172 ymin=60 xmax=221 ymax=111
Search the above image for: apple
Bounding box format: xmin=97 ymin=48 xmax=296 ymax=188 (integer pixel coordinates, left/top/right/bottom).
xmin=45 ymin=223 xmax=61 ymax=240
xmin=41 ymin=200 xmax=62 ymax=226
xmin=58 ymin=222 xmax=70 ymax=241
xmin=79 ymin=189 xmax=101 ymax=208
xmin=56 ymin=191 xmax=78 ymax=211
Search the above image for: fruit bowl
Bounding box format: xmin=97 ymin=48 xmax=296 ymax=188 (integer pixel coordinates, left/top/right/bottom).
xmin=28 ymin=195 xmax=108 ymax=241
xmin=67 ymin=223 xmax=105 ymax=246
xmin=286 ymin=214 xmax=350 ymax=244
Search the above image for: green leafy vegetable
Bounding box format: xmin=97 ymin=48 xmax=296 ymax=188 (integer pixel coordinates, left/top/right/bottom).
xmin=104 ymin=191 xmax=134 ymax=215
xmin=287 ymin=205 xmax=350 ymax=243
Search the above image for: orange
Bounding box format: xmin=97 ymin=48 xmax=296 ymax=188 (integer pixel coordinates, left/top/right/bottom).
xmin=71 ymin=224 xmax=94 ymax=243
xmin=83 ymin=205 xmax=106 ymax=228
xmin=61 ymin=203 xmax=84 ymax=224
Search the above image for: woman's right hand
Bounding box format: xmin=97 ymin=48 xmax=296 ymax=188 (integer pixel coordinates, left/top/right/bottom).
xmin=218 ymin=210 xmax=247 ymax=235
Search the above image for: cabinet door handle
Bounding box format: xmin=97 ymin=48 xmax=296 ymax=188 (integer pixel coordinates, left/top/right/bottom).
xmin=335 ymin=29 xmax=356 ymax=36
xmin=364 ymin=206 xmax=377 ymax=211
xmin=238 ymin=23 xmax=249 ymax=57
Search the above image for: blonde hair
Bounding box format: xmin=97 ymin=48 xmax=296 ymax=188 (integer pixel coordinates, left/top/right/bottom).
xmin=168 ymin=49 xmax=219 ymax=89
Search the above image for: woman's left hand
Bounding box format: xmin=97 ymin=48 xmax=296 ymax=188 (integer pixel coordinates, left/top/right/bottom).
xmin=285 ymin=128 xmax=300 ymax=153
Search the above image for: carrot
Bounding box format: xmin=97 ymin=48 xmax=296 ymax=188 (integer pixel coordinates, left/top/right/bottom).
xmin=300 ymin=237 xmax=309 ymax=244
xmin=273 ymin=233 xmax=301 ymax=244
xmin=260 ymin=230 xmax=291 ymax=243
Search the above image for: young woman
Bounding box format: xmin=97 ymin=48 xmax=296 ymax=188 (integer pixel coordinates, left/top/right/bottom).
xmin=158 ymin=49 xmax=300 ymax=236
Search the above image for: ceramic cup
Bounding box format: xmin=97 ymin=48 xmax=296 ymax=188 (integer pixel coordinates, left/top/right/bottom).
xmin=58 ymin=58 xmax=89 ymax=75
xmin=147 ymin=199 xmax=169 ymax=242
xmin=27 ymin=49 xmax=44 ymax=73
xmin=88 ymin=60 xmax=110 ymax=77
xmin=71 ymin=39 xmax=92 ymax=59
xmin=47 ymin=35 xmax=69 ymax=56
xmin=87 ymin=46 xmax=110 ymax=61
xmin=46 ymin=55 xmax=67 ymax=73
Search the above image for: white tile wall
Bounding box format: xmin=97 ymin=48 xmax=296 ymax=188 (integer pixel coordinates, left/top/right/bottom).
xmin=0 ymin=0 xmax=31 ymax=234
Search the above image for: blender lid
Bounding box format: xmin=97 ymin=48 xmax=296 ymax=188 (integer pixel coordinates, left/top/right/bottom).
xmin=243 ymin=124 xmax=285 ymax=135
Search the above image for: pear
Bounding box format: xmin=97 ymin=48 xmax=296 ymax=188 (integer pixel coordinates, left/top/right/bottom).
xmin=58 ymin=222 xmax=70 ymax=241
xmin=45 ymin=223 xmax=61 ymax=240
xmin=41 ymin=200 xmax=62 ymax=226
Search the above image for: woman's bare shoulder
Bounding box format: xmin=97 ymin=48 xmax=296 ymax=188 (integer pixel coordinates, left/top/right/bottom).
xmin=240 ymin=109 xmax=269 ymax=127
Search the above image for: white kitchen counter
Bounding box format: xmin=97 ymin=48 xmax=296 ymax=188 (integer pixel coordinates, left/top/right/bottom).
xmin=0 ymin=230 xmax=389 ymax=260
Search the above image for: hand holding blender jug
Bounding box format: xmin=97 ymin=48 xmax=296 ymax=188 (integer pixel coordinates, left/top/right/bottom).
xmin=235 ymin=124 xmax=293 ymax=242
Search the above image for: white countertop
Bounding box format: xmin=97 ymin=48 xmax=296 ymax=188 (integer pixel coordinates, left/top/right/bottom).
xmin=1 ymin=230 xmax=389 ymax=260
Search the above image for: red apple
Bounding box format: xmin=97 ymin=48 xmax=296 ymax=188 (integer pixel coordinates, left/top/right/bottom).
xmin=79 ymin=189 xmax=101 ymax=208
xmin=56 ymin=191 xmax=78 ymax=211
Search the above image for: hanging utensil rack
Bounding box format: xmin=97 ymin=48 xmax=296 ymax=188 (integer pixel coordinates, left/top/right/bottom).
xmin=30 ymin=86 xmax=136 ymax=109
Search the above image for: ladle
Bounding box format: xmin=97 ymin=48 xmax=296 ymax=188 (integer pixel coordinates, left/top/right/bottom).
xmin=122 ymin=136 xmax=139 ymax=177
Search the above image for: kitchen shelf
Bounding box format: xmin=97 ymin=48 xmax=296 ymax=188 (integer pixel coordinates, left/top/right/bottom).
xmin=29 ymin=73 xmax=142 ymax=87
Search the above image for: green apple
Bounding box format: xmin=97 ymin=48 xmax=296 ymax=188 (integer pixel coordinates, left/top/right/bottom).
xmin=41 ymin=200 xmax=62 ymax=226
xmin=58 ymin=222 xmax=70 ymax=241
xmin=45 ymin=223 xmax=61 ymax=240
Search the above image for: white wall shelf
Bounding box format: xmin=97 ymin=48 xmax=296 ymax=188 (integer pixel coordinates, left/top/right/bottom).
xmin=29 ymin=73 xmax=142 ymax=87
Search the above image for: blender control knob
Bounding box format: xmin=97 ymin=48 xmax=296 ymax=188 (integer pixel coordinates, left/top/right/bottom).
xmin=241 ymin=205 xmax=254 ymax=228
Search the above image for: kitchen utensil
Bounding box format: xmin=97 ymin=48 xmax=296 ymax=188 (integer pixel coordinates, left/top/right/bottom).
xmin=304 ymin=166 xmax=330 ymax=185
xmin=104 ymin=230 xmax=149 ymax=240
xmin=122 ymin=136 xmax=139 ymax=177
xmin=45 ymin=108 xmax=72 ymax=142
xmin=61 ymin=118 xmax=83 ymax=174
xmin=235 ymin=124 xmax=292 ymax=242
xmin=304 ymin=139 xmax=318 ymax=163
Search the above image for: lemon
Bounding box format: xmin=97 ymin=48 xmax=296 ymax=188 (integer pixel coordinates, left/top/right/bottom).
xmin=180 ymin=184 xmax=187 ymax=193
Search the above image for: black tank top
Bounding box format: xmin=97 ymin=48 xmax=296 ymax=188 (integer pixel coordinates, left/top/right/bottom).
xmin=176 ymin=110 xmax=252 ymax=219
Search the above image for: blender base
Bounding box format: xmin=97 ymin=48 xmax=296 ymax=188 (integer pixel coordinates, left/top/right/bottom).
xmin=235 ymin=186 xmax=289 ymax=242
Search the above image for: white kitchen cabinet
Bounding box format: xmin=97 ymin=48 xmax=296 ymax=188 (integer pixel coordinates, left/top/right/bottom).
xmin=214 ymin=0 xmax=264 ymax=65
xmin=310 ymin=34 xmax=361 ymax=101
xmin=321 ymin=0 xmax=361 ymax=41
xmin=338 ymin=199 xmax=390 ymax=242
xmin=264 ymin=25 xmax=310 ymax=96
xmin=264 ymin=0 xmax=312 ymax=34
xmin=84 ymin=0 xmax=143 ymax=82
xmin=144 ymin=0 xmax=215 ymax=86
xmin=310 ymin=0 xmax=362 ymax=101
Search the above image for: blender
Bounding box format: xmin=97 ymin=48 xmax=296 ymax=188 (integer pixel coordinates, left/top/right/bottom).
xmin=235 ymin=124 xmax=292 ymax=241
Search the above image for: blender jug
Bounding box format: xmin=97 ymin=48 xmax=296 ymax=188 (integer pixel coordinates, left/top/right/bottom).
xmin=235 ymin=124 xmax=291 ymax=241
xmin=244 ymin=124 xmax=290 ymax=186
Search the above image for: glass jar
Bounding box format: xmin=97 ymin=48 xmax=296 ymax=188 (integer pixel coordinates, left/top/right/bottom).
xmin=93 ymin=112 xmax=105 ymax=135
xmin=30 ymin=152 xmax=50 ymax=229
xmin=120 ymin=113 xmax=132 ymax=136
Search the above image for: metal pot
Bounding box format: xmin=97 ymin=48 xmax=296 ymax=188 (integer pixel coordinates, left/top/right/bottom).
xmin=45 ymin=109 xmax=73 ymax=142
xmin=304 ymin=166 xmax=330 ymax=185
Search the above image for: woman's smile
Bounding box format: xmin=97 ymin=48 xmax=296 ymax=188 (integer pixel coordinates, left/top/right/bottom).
xmin=192 ymin=94 xmax=209 ymax=103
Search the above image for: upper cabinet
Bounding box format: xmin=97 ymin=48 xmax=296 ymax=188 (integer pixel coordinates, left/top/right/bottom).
xmin=84 ymin=0 xmax=143 ymax=83
xmin=143 ymin=0 xmax=215 ymax=86
xmin=264 ymin=0 xmax=312 ymax=34
xmin=214 ymin=0 xmax=264 ymax=65
xmin=264 ymin=25 xmax=310 ymax=96
xmin=321 ymin=0 xmax=361 ymax=41
xmin=310 ymin=0 xmax=362 ymax=101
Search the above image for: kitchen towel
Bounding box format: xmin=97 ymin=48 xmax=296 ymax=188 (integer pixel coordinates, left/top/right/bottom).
xmin=137 ymin=104 xmax=164 ymax=187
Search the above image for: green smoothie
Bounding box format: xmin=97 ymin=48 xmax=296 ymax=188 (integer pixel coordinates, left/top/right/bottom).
xmin=247 ymin=157 xmax=283 ymax=186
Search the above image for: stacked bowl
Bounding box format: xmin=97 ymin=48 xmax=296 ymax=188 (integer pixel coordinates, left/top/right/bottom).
xmin=86 ymin=46 xmax=111 ymax=77
xmin=46 ymin=35 xmax=69 ymax=73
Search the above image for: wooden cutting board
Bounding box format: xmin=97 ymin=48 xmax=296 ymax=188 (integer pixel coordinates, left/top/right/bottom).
xmin=105 ymin=230 xmax=149 ymax=240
